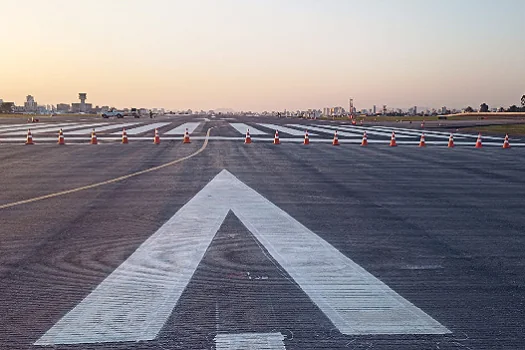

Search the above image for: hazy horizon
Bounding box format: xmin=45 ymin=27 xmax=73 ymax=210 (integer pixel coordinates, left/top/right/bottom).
xmin=1 ymin=0 xmax=524 ymax=111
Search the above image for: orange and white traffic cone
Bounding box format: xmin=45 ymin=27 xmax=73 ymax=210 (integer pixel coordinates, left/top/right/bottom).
xmin=475 ymin=133 xmax=482 ymax=148
xmin=25 ymin=129 xmax=34 ymax=145
xmin=502 ymin=134 xmax=510 ymax=149
xmin=273 ymin=130 xmax=280 ymax=145
xmin=58 ymin=129 xmax=65 ymax=145
xmin=361 ymin=131 xmax=368 ymax=147
xmin=90 ymin=129 xmax=98 ymax=145
xmin=448 ymin=134 xmax=455 ymax=148
xmin=153 ymin=128 xmax=160 ymax=144
xmin=389 ymin=132 xmax=397 ymax=147
xmin=183 ymin=128 xmax=191 ymax=144
xmin=332 ymin=131 xmax=340 ymax=146
xmin=418 ymin=133 xmax=426 ymax=147
xmin=122 ymin=128 xmax=128 ymax=144
xmin=245 ymin=129 xmax=252 ymax=144
xmin=303 ymin=130 xmax=310 ymax=145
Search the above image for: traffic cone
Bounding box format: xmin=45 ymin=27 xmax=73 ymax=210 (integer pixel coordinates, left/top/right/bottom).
xmin=58 ymin=129 xmax=65 ymax=145
xmin=475 ymin=133 xmax=482 ymax=148
xmin=361 ymin=131 xmax=368 ymax=147
xmin=389 ymin=132 xmax=397 ymax=147
xmin=303 ymin=130 xmax=310 ymax=145
xmin=122 ymin=128 xmax=128 ymax=144
xmin=90 ymin=129 xmax=98 ymax=145
xmin=418 ymin=133 xmax=426 ymax=147
xmin=332 ymin=131 xmax=340 ymax=146
xmin=183 ymin=128 xmax=191 ymax=144
xmin=502 ymin=134 xmax=510 ymax=149
xmin=245 ymin=129 xmax=252 ymax=144
xmin=25 ymin=129 xmax=34 ymax=145
xmin=273 ymin=130 xmax=280 ymax=145
xmin=153 ymin=128 xmax=160 ymax=144
xmin=448 ymin=134 xmax=454 ymax=148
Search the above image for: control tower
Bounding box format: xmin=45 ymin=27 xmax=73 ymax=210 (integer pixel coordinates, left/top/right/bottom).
xmin=79 ymin=93 xmax=87 ymax=104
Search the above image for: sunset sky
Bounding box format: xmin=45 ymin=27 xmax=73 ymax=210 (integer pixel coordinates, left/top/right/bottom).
xmin=1 ymin=0 xmax=524 ymax=111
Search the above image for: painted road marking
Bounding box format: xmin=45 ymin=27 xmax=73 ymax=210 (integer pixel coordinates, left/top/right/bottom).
xmin=0 ymin=123 xmax=76 ymax=135
xmin=67 ymin=122 xmax=142 ymax=135
xmin=287 ymin=124 xmax=362 ymax=137
xmin=230 ymin=123 xmax=266 ymax=135
xmin=1 ymin=123 xmax=108 ymax=136
xmin=164 ymin=122 xmax=201 ymax=135
xmin=324 ymin=124 xmax=414 ymax=138
xmin=0 ymin=123 xmax=54 ymax=132
xmin=36 ymin=170 xmax=448 ymax=345
xmin=215 ymin=333 xmax=286 ymax=350
xmin=112 ymin=122 xmax=170 ymax=135
xmin=257 ymin=123 xmax=317 ymax=136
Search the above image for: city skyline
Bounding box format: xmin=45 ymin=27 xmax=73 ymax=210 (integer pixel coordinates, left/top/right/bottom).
xmin=1 ymin=0 xmax=524 ymax=111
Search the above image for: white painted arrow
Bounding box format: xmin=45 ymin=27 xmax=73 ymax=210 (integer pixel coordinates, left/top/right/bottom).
xmin=36 ymin=170 xmax=449 ymax=346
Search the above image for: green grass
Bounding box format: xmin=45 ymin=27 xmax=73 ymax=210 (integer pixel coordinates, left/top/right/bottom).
xmin=461 ymin=124 xmax=525 ymax=136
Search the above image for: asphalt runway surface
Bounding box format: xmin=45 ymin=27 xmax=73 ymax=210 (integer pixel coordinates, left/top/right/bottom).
xmin=0 ymin=117 xmax=524 ymax=349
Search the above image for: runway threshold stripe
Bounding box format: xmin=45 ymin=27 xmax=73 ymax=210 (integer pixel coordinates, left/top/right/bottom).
xmin=257 ymin=123 xmax=316 ymax=136
xmin=112 ymin=122 xmax=171 ymax=135
xmin=2 ymin=123 xmax=109 ymax=136
xmin=287 ymin=124 xmax=361 ymax=137
xmin=67 ymin=122 xmax=142 ymax=135
xmin=164 ymin=122 xmax=201 ymax=135
xmin=36 ymin=169 xmax=448 ymax=345
xmin=0 ymin=123 xmax=76 ymax=135
xmin=0 ymin=123 xmax=52 ymax=132
xmin=215 ymin=333 xmax=286 ymax=349
xmin=229 ymin=123 xmax=267 ymax=135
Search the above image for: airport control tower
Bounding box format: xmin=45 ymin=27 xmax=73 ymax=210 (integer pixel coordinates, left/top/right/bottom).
xmin=79 ymin=93 xmax=87 ymax=105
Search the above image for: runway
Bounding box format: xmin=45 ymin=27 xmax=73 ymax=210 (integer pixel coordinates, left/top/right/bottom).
xmin=0 ymin=117 xmax=524 ymax=349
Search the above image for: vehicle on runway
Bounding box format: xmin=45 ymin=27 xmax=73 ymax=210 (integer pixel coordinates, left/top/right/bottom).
xmin=100 ymin=110 xmax=124 ymax=119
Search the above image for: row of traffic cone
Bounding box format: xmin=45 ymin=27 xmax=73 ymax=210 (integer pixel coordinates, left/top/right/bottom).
xmin=243 ymin=129 xmax=511 ymax=148
xmin=24 ymin=128 xmax=193 ymax=145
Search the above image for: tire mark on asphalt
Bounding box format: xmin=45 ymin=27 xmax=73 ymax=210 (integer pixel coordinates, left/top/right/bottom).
xmin=0 ymin=128 xmax=211 ymax=210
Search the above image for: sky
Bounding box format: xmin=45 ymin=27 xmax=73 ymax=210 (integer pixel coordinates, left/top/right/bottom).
xmin=1 ymin=0 xmax=524 ymax=111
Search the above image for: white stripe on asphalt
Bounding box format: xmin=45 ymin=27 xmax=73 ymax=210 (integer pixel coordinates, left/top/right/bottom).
xmin=322 ymin=124 xmax=413 ymax=138
xmin=229 ymin=123 xmax=266 ymax=135
xmin=164 ymin=122 xmax=201 ymax=135
xmin=0 ymin=123 xmax=55 ymax=133
xmin=1 ymin=123 xmax=95 ymax=136
xmin=367 ymin=126 xmax=453 ymax=139
xmin=257 ymin=123 xmax=317 ymax=136
xmin=112 ymin=122 xmax=170 ymax=135
xmin=215 ymin=333 xmax=286 ymax=350
xmin=36 ymin=170 xmax=448 ymax=346
xmin=287 ymin=124 xmax=362 ymax=137
xmin=67 ymin=122 xmax=142 ymax=135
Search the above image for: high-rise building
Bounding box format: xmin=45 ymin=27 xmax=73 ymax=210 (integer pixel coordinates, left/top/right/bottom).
xmin=24 ymin=95 xmax=38 ymax=112
xmin=373 ymin=105 xmax=376 ymax=114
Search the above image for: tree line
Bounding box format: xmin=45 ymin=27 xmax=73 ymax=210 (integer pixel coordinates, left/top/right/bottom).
xmin=464 ymin=95 xmax=525 ymax=113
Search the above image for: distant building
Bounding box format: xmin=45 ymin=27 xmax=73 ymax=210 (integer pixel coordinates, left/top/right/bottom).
xmin=441 ymin=106 xmax=447 ymax=114
xmin=373 ymin=105 xmax=376 ymax=114
xmin=56 ymin=103 xmax=71 ymax=113
xmin=0 ymin=98 xmax=3 ymax=104
xmin=24 ymin=95 xmax=37 ymax=112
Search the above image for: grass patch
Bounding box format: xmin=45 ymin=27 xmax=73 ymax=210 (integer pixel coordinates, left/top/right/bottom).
xmin=462 ymin=124 xmax=525 ymax=136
